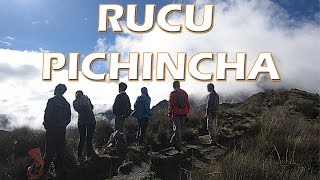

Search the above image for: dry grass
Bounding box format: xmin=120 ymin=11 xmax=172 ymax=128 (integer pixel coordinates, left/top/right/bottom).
xmin=220 ymin=107 xmax=319 ymax=180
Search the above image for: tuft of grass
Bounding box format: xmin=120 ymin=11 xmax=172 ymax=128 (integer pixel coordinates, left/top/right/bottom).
xmin=219 ymin=107 xmax=319 ymax=180
xmin=94 ymin=120 xmax=114 ymax=147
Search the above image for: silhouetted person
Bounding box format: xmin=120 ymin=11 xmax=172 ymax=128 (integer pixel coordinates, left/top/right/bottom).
xmin=112 ymin=82 xmax=131 ymax=132
xmin=168 ymin=81 xmax=190 ymax=151
xmin=43 ymin=84 xmax=71 ymax=179
xmin=206 ymin=83 xmax=219 ymax=145
xmin=132 ymin=87 xmax=153 ymax=146
xmin=73 ymin=91 xmax=96 ymax=165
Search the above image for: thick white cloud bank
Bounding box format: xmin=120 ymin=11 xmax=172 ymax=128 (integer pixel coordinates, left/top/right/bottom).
xmin=0 ymin=0 xmax=319 ymax=130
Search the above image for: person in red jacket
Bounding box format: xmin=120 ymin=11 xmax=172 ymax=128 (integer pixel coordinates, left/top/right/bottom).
xmin=168 ymin=81 xmax=190 ymax=151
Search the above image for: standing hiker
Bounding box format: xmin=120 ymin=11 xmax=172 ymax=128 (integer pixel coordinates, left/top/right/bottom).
xmin=205 ymin=83 xmax=220 ymax=145
xmin=132 ymin=87 xmax=153 ymax=146
xmin=112 ymin=82 xmax=132 ymax=132
xmin=43 ymin=84 xmax=71 ymax=179
xmin=73 ymin=90 xmax=96 ymax=165
xmin=168 ymin=81 xmax=190 ymax=151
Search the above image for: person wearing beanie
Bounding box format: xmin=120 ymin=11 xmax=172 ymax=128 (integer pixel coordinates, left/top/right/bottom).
xmin=43 ymin=84 xmax=71 ymax=179
xmin=131 ymin=87 xmax=153 ymax=146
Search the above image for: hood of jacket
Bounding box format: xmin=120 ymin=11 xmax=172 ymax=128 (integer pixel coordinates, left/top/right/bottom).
xmin=137 ymin=94 xmax=149 ymax=102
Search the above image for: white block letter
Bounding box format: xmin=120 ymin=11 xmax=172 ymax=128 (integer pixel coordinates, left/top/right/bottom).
xmin=157 ymin=53 xmax=186 ymax=80
xmin=158 ymin=4 xmax=182 ymax=32
xmin=185 ymin=5 xmax=214 ymax=32
xmin=42 ymin=53 xmax=66 ymax=80
xmin=217 ymin=53 xmax=246 ymax=80
xmin=82 ymin=53 xmax=107 ymax=80
xmin=110 ymin=53 xmax=139 ymax=80
xmin=189 ymin=53 xmax=213 ymax=80
xmin=68 ymin=53 xmax=79 ymax=80
xmin=127 ymin=5 xmax=155 ymax=32
xmin=247 ymin=53 xmax=280 ymax=80
xmin=98 ymin=5 xmax=124 ymax=32
xmin=143 ymin=53 xmax=153 ymax=80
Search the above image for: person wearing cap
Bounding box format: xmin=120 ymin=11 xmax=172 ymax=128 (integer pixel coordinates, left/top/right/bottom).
xmin=112 ymin=82 xmax=132 ymax=132
xmin=131 ymin=87 xmax=153 ymax=146
xmin=43 ymin=84 xmax=71 ymax=179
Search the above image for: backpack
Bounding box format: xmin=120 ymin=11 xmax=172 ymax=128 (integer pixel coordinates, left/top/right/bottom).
xmin=176 ymin=91 xmax=186 ymax=109
xmin=107 ymin=131 xmax=127 ymax=154
xmin=26 ymin=148 xmax=44 ymax=180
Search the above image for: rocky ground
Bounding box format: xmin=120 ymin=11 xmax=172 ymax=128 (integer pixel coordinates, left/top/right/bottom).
xmin=0 ymin=89 xmax=318 ymax=180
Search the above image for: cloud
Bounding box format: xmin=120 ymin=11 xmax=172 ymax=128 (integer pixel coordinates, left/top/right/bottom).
xmin=39 ymin=47 xmax=49 ymax=52
xmin=5 ymin=36 xmax=15 ymax=41
xmin=101 ymin=0 xmax=320 ymax=93
xmin=31 ymin=19 xmax=49 ymax=25
xmin=0 ymin=64 xmax=39 ymax=81
xmin=0 ymin=0 xmax=319 ymax=130
xmin=0 ymin=36 xmax=15 ymax=46
xmin=0 ymin=40 xmax=11 ymax=46
xmin=94 ymin=38 xmax=109 ymax=52
xmin=31 ymin=21 xmax=41 ymax=25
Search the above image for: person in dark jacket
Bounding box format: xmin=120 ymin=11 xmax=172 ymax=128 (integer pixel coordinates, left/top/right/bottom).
xmin=168 ymin=81 xmax=190 ymax=151
xmin=112 ymin=82 xmax=131 ymax=132
xmin=131 ymin=87 xmax=153 ymax=145
xmin=205 ymin=83 xmax=219 ymax=145
xmin=73 ymin=90 xmax=96 ymax=164
xmin=43 ymin=84 xmax=71 ymax=179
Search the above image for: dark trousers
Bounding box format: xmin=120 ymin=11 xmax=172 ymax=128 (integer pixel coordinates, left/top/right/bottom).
xmin=78 ymin=124 xmax=96 ymax=157
xmin=44 ymin=128 xmax=66 ymax=177
xmin=170 ymin=115 xmax=186 ymax=149
xmin=137 ymin=118 xmax=149 ymax=144
xmin=115 ymin=116 xmax=125 ymax=132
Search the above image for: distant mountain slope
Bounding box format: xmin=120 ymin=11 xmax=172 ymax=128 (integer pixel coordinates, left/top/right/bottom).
xmin=0 ymin=114 xmax=9 ymax=130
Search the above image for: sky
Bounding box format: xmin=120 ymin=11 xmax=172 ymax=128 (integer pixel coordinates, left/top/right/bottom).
xmin=0 ymin=0 xmax=319 ymax=129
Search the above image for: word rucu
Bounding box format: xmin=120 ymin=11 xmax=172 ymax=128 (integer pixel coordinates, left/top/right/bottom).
xmin=42 ymin=52 xmax=280 ymax=81
xmin=98 ymin=4 xmax=214 ymax=33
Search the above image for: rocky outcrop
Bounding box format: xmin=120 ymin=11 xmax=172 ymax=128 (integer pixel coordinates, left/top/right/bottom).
xmin=149 ymin=136 xmax=227 ymax=180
